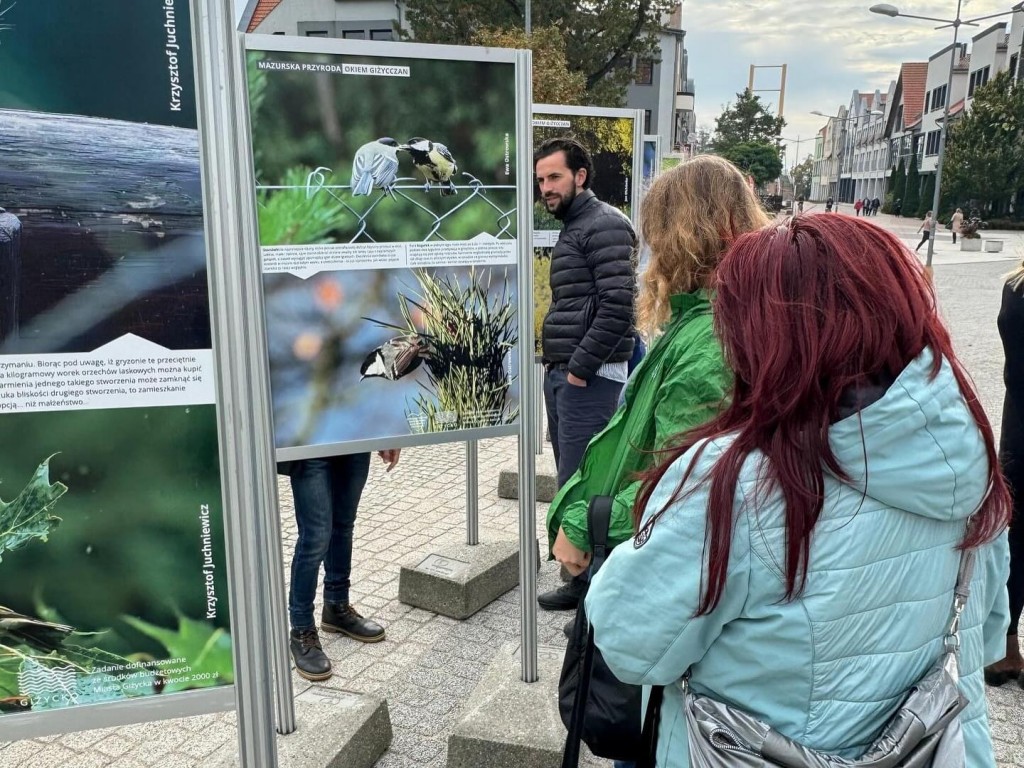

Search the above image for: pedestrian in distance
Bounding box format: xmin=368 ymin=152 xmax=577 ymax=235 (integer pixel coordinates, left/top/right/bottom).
xmin=951 ymin=207 xmax=964 ymax=244
xmin=985 ymin=260 xmax=1024 ymax=690
xmin=894 ymin=197 xmax=903 ymax=217
xmin=915 ymin=210 xmax=934 ymax=252
xmin=545 ymin=155 xmax=771 ymax=617
xmin=281 ymin=450 xmax=400 ymax=681
xmin=797 ymin=195 xmax=805 ymax=214
xmin=871 ymin=196 xmax=881 ymax=216
xmin=534 ymin=136 xmax=636 ymax=611
xmin=586 ymin=214 xmax=1011 ymax=767
xmin=854 ymin=198 xmax=863 ymax=216
xmin=825 ymin=196 xmax=834 ymax=213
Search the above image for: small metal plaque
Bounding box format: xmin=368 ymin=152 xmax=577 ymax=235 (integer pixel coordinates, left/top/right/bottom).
xmin=296 ymin=687 xmax=362 ymax=708
xmin=417 ymin=553 xmax=471 ymax=579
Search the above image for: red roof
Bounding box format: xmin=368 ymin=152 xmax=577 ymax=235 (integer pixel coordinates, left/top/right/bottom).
xmin=863 ymin=94 xmax=875 ymax=109
xmin=947 ymin=99 xmax=966 ymax=116
xmin=900 ymin=62 xmax=929 ymax=130
xmin=247 ymin=0 xmax=283 ymax=32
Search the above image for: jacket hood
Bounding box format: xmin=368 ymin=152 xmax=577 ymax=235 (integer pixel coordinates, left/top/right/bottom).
xmin=828 ymin=348 xmax=989 ymax=522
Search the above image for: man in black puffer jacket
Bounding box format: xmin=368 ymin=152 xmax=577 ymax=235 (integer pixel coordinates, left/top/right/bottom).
xmin=535 ymin=137 xmax=636 ymax=611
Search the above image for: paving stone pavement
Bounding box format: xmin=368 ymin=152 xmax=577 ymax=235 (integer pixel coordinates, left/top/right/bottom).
xmin=1 ymin=219 xmax=1022 ymax=767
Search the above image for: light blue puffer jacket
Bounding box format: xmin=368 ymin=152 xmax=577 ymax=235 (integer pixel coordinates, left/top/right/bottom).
xmin=586 ymin=349 xmax=1011 ymax=767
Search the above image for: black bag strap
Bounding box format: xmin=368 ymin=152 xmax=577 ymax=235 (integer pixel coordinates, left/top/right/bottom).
xmin=637 ymin=684 xmax=664 ymax=768
xmin=587 ymin=495 xmax=614 ymax=574
xmin=560 ymin=496 xmax=614 ymax=768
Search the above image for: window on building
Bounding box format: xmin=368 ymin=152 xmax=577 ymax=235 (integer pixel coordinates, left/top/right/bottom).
xmin=635 ymin=58 xmax=654 ymax=85
xmin=931 ymin=84 xmax=947 ymax=112
xmin=1011 ymin=54 xmax=1020 ymax=80
xmin=371 ymin=29 xmax=393 ymax=41
xmin=896 ymin=104 xmax=904 ymax=129
xmin=925 ymin=129 xmax=941 ymax=156
xmin=273 ymin=31 xmax=285 ymax=35
xmin=969 ymin=65 xmax=991 ymax=97
xmin=306 ymin=30 xmax=329 ymax=37
xmin=644 ymin=110 xmax=652 ymax=133
xmin=342 ymin=30 xmax=366 ymax=39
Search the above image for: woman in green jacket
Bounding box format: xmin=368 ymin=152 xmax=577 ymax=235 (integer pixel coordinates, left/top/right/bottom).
xmin=545 ymin=155 xmax=772 ymax=582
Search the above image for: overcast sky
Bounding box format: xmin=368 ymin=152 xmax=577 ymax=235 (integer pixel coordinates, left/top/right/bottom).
xmin=683 ymin=0 xmax=1021 ymax=167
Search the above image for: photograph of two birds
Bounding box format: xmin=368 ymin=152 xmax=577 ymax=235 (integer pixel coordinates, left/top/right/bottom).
xmin=248 ymin=51 xmax=522 ymax=448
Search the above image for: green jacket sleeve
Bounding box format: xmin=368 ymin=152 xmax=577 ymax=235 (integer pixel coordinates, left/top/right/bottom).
xmin=558 ymin=327 xmax=731 ymax=553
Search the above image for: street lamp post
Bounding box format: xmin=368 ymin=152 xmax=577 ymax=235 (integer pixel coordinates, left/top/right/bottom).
xmin=870 ymin=1 xmax=1020 ymax=270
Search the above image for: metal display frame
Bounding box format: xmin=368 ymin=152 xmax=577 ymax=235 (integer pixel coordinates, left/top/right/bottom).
xmin=0 ymin=0 xmax=285 ymax=752
xmin=532 ymin=103 xmax=645 ymax=231
xmin=642 ymin=133 xmax=664 ymax=191
xmin=528 ymin=104 xmax=644 ymax=459
xmin=243 ymin=33 xmax=525 ymax=464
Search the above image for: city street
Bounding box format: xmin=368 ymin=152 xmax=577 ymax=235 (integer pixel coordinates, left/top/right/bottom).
xmin=2 ymin=213 xmax=1022 ymax=766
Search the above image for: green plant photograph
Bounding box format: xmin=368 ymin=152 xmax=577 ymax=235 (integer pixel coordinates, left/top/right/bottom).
xmin=0 ymin=406 xmax=231 ymax=715
xmin=247 ymin=50 xmax=518 ymax=246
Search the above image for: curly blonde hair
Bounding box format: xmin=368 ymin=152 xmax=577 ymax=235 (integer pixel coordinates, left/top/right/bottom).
xmin=637 ymin=155 xmax=772 ymax=336
xmin=1007 ymin=260 xmax=1024 ymax=292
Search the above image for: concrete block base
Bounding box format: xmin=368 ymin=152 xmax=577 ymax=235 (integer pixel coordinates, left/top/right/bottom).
xmin=213 ymin=688 xmax=391 ymax=768
xmin=497 ymin=451 xmax=558 ymax=502
xmin=447 ymin=643 xmax=566 ymax=768
xmin=398 ymin=532 xmax=540 ymax=619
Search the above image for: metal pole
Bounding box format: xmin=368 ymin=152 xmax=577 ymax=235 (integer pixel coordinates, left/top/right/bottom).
xmin=466 ymin=441 xmax=479 ymax=545
xmin=191 ymin=0 xmax=286 ymax=761
xmin=926 ymin=2 xmax=962 ymax=270
xmin=525 ymin=0 xmax=531 ymax=34
xmin=536 ymin=362 xmax=544 ymax=455
xmin=516 ymin=49 xmax=539 ymax=684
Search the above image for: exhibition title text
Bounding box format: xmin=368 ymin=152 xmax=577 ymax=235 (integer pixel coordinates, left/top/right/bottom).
xmin=257 ymin=60 xmax=411 ymax=78
xmin=164 ymin=0 xmax=183 ymax=111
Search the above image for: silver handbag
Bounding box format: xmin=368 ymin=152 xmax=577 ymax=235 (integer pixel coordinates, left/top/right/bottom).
xmin=676 ymin=550 xmax=975 ymax=768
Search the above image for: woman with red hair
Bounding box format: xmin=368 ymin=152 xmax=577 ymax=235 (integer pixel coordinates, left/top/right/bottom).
xmin=586 ymin=214 xmax=1011 ymax=766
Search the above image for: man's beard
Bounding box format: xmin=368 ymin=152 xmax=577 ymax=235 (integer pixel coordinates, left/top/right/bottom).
xmin=547 ymin=186 xmax=577 ymax=220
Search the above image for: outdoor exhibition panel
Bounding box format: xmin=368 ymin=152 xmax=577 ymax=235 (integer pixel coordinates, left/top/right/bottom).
xmin=0 ymin=0 xmax=244 ymax=737
xmin=531 ymin=104 xmax=644 ymax=355
xmin=642 ymin=133 xmax=664 ymax=194
xmin=244 ymin=35 xmax=532 ymax=461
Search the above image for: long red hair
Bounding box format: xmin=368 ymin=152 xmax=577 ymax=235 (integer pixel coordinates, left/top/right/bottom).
xmin=635 ymin=214 xmax=1010 ymax=615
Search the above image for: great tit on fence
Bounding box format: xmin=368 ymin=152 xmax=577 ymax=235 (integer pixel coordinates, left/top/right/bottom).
xmin=401 ymin=137 xmax=458 ymax=196
xmin=360 ymin=335 xmax=434 ymax=381
xmin=350 ymin=137 xmax=402 ymax=197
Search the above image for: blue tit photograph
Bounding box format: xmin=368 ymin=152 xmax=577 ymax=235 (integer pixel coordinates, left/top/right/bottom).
xmin=246 ymin=50 xmax=518 ymax=246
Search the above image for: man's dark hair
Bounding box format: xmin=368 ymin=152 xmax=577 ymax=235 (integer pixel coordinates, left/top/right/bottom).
xmin=534 ymin=137 xmax=594 ymax=190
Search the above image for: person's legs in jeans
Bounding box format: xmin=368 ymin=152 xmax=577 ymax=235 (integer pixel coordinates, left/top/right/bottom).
xmin=287 ymin=458 xmax=337 ymax=679
xmin=543 ymin=367 xmax=562 ymax=470
xmin=554 ymin=375 xmax=622 ymax=488
xmin=322 ymin=453 xmax=371 ymax=607
xmin=289 ymin=458 xmax=335 ymax=631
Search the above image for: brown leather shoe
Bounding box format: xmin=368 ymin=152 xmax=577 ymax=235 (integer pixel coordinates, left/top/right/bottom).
xmin=321 ymin=603 xmax=385 ymax=643
xmin=289 ymin=628 xmax=332 ymax=681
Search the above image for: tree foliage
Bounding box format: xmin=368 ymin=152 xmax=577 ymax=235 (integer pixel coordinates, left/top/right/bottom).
xmin=403 ymin=0 xmax=676 ymax=106
xmin=471 ymin=26 xmax=585 ymax=105
xmin=904 ymin=154 xmax=921 ymax=216
xmin=718 ymin=142 xmax=783 ymax=188
xmin=712 ymin=90 xmax=786 ymax=150
xmin=943 ymin=70 xmax=1024 ymax=214
xmin=791 ymin=157 xmax=813 ymax=199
